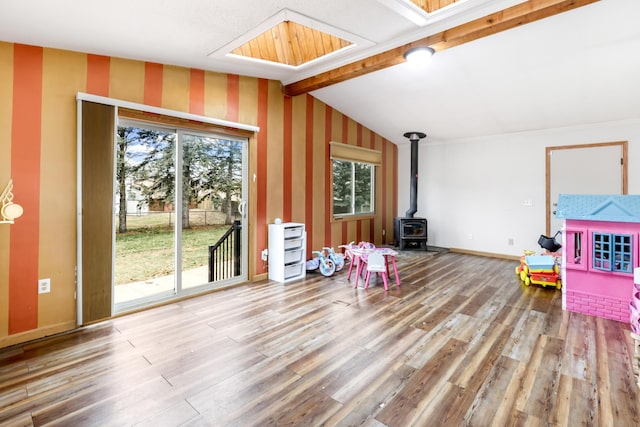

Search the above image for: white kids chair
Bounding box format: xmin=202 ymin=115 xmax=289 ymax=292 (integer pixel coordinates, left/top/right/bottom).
xmin=364 ymin=251 xmax=389 ymax=290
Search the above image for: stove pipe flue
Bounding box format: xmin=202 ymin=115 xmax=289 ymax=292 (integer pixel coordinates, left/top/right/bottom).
xmin=403 ymin=131 xmax=426 ymax=218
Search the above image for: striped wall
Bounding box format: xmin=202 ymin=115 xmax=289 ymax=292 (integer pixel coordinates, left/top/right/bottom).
xmin=0 ymin=41 xmax=398 ymax=347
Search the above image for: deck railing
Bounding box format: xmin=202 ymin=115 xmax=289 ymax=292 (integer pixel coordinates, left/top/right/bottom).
xmin=208 ymin=220 xmax=241 ymax=282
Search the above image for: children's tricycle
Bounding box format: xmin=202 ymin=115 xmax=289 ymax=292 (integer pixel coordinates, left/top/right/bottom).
xmin=306 ymin=247 xmax=344 ymax=277
xmin=516 ymin=254 xmax=561 ymax=289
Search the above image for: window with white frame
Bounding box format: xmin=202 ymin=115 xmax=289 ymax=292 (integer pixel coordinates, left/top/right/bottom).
xmin=333 ymin=159 xmax=374 ymax=216
xmin=330 ymin=141 xmax=380 ymax=218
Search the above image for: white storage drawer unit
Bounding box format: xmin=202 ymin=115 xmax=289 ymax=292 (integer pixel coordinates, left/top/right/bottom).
xmin=283 ymin=249 xmax=304 ymax=264
xmin=268 ymin=222 xmax=306 ymax=283
xmin=283 ymin=227 xmax=304 ymax=239
xmin=283 ymin=263 xmax=304 ymax=280
xmin=284 ymin=238 xmax=304 ymax=250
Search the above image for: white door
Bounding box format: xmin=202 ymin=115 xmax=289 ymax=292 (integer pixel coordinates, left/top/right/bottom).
xmin=548 ymin=143 xmax=625 ymax=234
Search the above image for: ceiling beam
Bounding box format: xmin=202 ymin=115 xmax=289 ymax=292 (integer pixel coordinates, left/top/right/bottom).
xmin=283 ymin=0 xmax=600 ymax=96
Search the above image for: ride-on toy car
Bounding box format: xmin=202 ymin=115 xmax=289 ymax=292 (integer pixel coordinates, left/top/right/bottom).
xmin=516 ymin=254 xmax=561 ymax=289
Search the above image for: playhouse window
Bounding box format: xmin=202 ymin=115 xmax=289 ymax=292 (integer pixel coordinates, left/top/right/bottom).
xmin=592 ymin=232 xmax=632 ymax=273
xmin=565 ymin=230 xmax=583 ymax=266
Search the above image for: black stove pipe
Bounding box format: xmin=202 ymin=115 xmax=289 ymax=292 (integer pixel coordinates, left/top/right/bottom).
xmin=403 ymin=131 xmax=426 ymax=218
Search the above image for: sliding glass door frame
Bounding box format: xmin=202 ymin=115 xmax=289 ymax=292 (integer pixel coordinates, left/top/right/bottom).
xmin=112 ymin=120 xmax=250 ymax=314
xmin=76 ymin=93 xmax=257 ymax=325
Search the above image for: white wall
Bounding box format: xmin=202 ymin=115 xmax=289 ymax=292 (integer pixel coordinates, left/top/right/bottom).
xmin=397 ymin=119 xmax=640 ymax=256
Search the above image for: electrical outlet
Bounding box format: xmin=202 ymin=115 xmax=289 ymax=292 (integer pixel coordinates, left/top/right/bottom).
xmin=522 ymin=199 xmax=533 ymax=207
xmin=38 ymin=278 xmax=51 ymax=294
xmin=467 ymin=233 xmax=473 ymax=240
xmin=508 ymin=238 xmax=514 ymax=246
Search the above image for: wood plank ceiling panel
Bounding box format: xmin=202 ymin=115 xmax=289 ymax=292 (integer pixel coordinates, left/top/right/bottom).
xmin=232 ymin=21 xmax=352 ymax=67
xmin=412 ymin=0 xmax=460 ymax=13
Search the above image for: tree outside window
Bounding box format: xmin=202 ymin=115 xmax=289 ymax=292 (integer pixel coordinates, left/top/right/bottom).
xmin=333 ymin=159 xmax=374 ymax=217
xmin=116 ymin=126 xmax=243 ymax=233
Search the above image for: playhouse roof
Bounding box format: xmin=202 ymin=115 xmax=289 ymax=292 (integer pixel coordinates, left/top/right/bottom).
xmin=555 ymin=194 xmax=640 ymax=223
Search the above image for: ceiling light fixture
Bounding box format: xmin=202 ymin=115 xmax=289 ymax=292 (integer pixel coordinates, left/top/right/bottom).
xmin=403 ymin=46 xmax=435 ymax=65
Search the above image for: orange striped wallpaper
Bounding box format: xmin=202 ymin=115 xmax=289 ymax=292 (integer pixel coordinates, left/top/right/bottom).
xmin=87 ymin=54 xmax=110 ymax=96
xmin=0 ymin=42 xmax=13 ymax=338
xmin=9 ymin=44 xmax=42 ymax=334
xmin=190 ymin=69 xmax=205 ymax=115
xmin=256 ymin=79 xmax=270 ymax=274
xmin=39 ymin=48 xmax=85 ymax=329
xmin=226 ymin=74 xmax=240 ymax=122
xmin=144 ymin=62 xmax=163 ymax=107
xmin=283 ymin=96 xmax=293 ymax=222
xmin=0 ymin=41 xmax=398 ymax=347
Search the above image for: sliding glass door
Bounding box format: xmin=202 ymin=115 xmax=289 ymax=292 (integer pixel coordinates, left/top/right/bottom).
xmin=113 ymin=120 xmax=247 ymax=312
xmin=180 ymin=132 xmax=246 ymax=290
xmin=113 ymin=124 xmax=177 ymax=306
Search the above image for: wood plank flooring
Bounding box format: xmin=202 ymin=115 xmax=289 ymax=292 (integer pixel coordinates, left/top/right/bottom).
xmin=1 ymin=251 xmax=640 ymax=426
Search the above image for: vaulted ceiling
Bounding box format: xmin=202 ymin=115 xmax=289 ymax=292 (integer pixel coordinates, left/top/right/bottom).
xmin=1 ymin=0 xmax=638 ymax=144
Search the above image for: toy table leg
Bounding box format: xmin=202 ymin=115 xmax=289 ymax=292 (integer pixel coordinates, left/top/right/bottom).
xmin=353 ymin=255 xmax=362 ymax=288
xmin=390 ymin=255 xmax=400 ymax=286
xmin=347 ymin=254 xmax=356 ymax=280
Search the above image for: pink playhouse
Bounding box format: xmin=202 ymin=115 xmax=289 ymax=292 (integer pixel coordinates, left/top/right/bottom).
xmin=555 ymin=194 xmax=640 ymax=323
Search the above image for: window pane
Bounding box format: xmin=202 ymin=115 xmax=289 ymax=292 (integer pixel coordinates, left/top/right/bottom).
xmin=592 ymin=233 xmax=611 ymax=271
xmin=333 ymin=160 xmax=352 ymax=215
xmin=182 ymin=134 xmax=244 ymax=289
xmin=114 ymin=125 xmax=177 ymax=304
xmin=573 ymin=232 xmax=582 ymax=264
xmin=613 ymin=234 xmax=632 ymax=273
xmin=354 ymin=163 xmax=373 ymax=214
xmin=333 ymin=158 xmax=375 ymax=217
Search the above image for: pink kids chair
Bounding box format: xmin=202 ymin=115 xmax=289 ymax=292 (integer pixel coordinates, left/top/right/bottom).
xmin=339 ymin=241 xmax=356 ymax=277
xmin=348 ymin=241 xmax=375 ymax=283
xmin=347 ymin=242 xmax=376 ymax=288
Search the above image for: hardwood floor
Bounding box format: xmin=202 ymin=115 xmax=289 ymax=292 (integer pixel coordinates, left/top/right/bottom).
xmin=1 ymin=251 xmax=640 ymax=426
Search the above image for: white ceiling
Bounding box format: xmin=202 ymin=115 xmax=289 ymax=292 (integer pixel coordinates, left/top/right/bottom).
xmin=0 ymin=0 xmax=638 ymax=144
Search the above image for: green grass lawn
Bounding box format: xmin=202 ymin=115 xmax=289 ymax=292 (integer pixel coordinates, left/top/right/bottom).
xmin=114 ymin=222 xmax=229 ymax=285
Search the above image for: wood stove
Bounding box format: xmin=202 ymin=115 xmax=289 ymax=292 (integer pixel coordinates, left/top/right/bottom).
xmin=394 ymin=217 xmax=428 ymax=250
xmin=394 ymin=131 xmax=428 ymax=250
